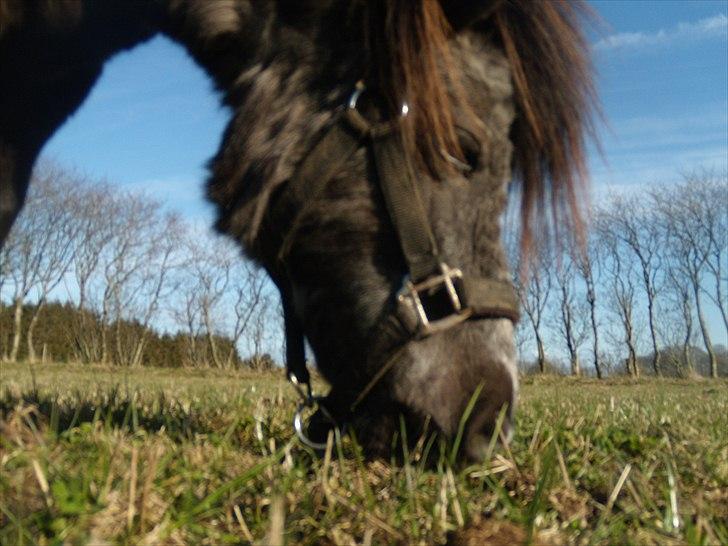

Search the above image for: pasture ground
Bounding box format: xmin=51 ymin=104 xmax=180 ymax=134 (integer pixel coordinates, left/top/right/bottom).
xmin=1 ymin=362 xmax=726 ymax=545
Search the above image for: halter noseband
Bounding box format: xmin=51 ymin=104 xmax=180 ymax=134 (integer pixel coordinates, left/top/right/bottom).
xmin=275 ymin=82 xmax=519 ymax=449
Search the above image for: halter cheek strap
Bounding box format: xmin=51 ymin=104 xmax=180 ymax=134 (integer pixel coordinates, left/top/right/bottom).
xmin=276 ymin=82 xmax=519 ymax=446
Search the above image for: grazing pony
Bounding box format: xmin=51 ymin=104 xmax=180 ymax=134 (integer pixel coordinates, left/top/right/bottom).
xmin=0 ymin=0 xmax=594 ymax=458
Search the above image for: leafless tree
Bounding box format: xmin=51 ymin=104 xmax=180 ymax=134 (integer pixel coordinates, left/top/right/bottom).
xmin=574 ymin=222 xmax=603 ymax=379
xmin=24 ymin=169 xmax=83 ymax=362
xmin=189 ymin=235 xmax=234 ymax=368
xmin=502 ymin=223 xmax=535 ymax=370
xmin=175 ymin=276 xmax=207 ymax=365
xmin=115 ymin=212 xmax=185 ymax=367
xmin=244 ymin=291 xmax=279 ymax=370
xmin=661 ymin=263 xmax=697 ymax=376
xmin=602 ymin=192 xmax=664 ymax=375
xmin=71 ymin=191 xmax=180 ymax=366
xmin=656 ymin=179 xmax=719 ymax=377
xmin=222 ymin=258 xmax=270 ymax=369
xmin=0 ymin=225 xmax=13 ymax=301
xmin=172 ymin=231 xmax=271 ymax=369
xmin=550 ymin=245 xmax=590 ymax=375
xmin=514 ymin=243 xmax=554 ymax=373
xmin=513 ymin=316 xmax=534 ymax=370
xmin=0 ymin=220 xmax=19 ymax=359
xmin=66 ymin=182 xmax=116 ymax=362
xmin=2 ymin=164 xmax=80 ymax=362
xmin=94 ymin=194 xmax=151 ymax=363
xmin=597 ymin=213 xmax=642 ymax=376
xmin=680 ymin=171 xmax=728 ymax=338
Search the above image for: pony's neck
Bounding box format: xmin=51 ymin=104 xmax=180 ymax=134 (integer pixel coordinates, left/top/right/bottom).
xmin=0 ymin=0 xmax=164 ymax=241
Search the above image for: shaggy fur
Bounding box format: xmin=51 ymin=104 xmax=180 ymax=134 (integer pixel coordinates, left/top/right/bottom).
xmin=0 ymin=0 xmax=595 ymax=457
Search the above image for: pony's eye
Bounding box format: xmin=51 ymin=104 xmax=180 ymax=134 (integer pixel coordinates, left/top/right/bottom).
xmin=457 ymin=128 xmax=481 ymax=172
xmin=442 ymin=128 xmax=481 ymax=174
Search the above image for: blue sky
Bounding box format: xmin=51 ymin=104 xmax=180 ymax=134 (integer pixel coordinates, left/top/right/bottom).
xmin=38 ymin=1 xmax=727 ymax=350
xmin=43 ymin=32 xmax=228 ymax=224
xmin=589 ymin=0 xmax=727 ymax=190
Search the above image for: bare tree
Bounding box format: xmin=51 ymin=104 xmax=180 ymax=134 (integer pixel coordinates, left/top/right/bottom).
xmin=245 ymin=290 xmax=280 ymax=370
xmin=193 ymin=237 xmax=234 ymax=368
xmin=598 ymin=213 xmax=641 ymax=376
xmin=67 ymin=182 xmax=116 ymax=362
xmin=603 ymin=192 xmax=664 ymax=375
xmin=514 ymin=243 xmax=554 ymax=373
xmin=574 ymin=224 xmax=603 ymax=379
xmin=2 ymin=164 xmax=79 ymax=362
xmin=0 ymin=220 xmax=19 ymax=359
xmin=550 ymin=245 xmax=590 ymax=375
xmin=1 ymin=161 xmax=285 ymax=369
xmin=0 ymin=224 xmax=13 ymax=301
xmin=24 ymin=166 xmax=83 ymax=361
xmin=656 ymin=180 xmax=719 ymax=377
xmin=681 ymin=171 xmax=728 ymax=338
xmin=175 ymin=234 xmax=238 ymax=368
xmin=513 ymin=316 xmax=534 ymax=370
xmin=661 ymin=263 xmax=696 ymax=376
xmin=502 ymin=223 xmax=535 ymax=371
xmin=174 ymin=272 xmax=207 ymax=366
xmin=117 ymin=212 xmax=185 ymax=367
xmin=3 ymin=191 xmax=44 ymax=362
xmin=70 ymin=191 xmax=178 ymax=366
xmin=96 ymin=194 xmax=154 ymax=363
xmin=226 ymin=260 xmax=272 ymax=368
xmin=170 ymin=228 xmax=278 ymax=369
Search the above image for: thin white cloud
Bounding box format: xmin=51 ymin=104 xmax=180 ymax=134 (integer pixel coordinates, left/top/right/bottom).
xmin=594 ymin=13 xmax=727 ymax=51
xmin=589 ymin=144 xmax=728 ymax=190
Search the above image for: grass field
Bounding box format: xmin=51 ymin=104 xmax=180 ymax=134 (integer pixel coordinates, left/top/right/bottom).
xmin=1 ymin=362 xmax=726 ymax=545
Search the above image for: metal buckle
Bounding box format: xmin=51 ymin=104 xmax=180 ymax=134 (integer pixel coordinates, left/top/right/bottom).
xmin=346 ymin=81 xmax=409 ymax=138
xmin=397 ymin=262 xmax=472 ymax=337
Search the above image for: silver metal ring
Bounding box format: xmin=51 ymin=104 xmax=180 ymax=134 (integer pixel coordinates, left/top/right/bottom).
xmin=293 ymin=403 xmax=329 ymax=450
xmin=348 ymin=82 xmax=409 ymax=119
xmin=293 ymin=397 xmax=339 ymax=451
xmin=347 ymin=82 xmax=366 ymax=111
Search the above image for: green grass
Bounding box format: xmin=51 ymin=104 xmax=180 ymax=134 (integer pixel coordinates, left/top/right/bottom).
xmin=1 ymin=362 xmax=726 ymax=545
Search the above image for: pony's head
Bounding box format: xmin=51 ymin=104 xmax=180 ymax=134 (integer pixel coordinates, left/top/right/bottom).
xmin=203 ymin=0 xmax=594 ymax=458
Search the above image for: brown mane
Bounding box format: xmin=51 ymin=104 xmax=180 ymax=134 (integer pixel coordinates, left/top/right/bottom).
xmin=366 ymin=0 xmax=597 ymax=254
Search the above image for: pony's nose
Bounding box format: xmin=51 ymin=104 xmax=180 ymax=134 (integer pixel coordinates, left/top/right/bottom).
xmin=462 ymin=378 xmax=515 ymax=461
xmin=464 ymin=415 xmax=513 ymax=461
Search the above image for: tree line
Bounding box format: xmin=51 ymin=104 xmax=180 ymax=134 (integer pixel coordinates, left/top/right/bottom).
xmin=0 ymin=301 xmax=250 ymax=368
xmin=510 ymin=170 xmax=727 ymax=378
xmin=0 ymin=162 xmax=279 ymax=369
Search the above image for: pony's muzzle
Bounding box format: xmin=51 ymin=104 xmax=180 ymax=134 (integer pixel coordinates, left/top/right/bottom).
xmin=461 ymin=373 xmax=516 ymax=461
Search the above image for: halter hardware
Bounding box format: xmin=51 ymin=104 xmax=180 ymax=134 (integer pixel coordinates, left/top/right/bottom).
xmin=346 ymin=81 xmax=409 ymax=138
xmin=293 ymin=397 xmax=336 ymax=451
xmin=289 ymin=372 xmax=338 ymax=450
xmin=397 ymin=262 xmax=472 ymax=337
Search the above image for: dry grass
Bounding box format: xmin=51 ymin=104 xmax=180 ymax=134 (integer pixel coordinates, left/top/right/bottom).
xmin=1 ymin=362 xmax=726 ymax=545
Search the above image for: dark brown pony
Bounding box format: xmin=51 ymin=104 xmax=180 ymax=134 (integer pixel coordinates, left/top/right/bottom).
xmin=0 ymin=0 xmax=595 ymax=459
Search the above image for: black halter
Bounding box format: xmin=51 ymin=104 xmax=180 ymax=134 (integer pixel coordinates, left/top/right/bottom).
xmin=274 ymin=82 xmax=519 ymax=448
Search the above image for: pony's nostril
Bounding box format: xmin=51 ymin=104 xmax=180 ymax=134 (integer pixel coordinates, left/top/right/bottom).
xmin=464 ymin=418 xmax=512 ymax=461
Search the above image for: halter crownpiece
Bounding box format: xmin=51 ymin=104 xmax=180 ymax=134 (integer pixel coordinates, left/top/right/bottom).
xmin=278 ymin=82 xmax=520 ymax=447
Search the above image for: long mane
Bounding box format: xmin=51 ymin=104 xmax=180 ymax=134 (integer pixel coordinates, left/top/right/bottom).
xmin=366 ymin=0 xmax=597 ymax=253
